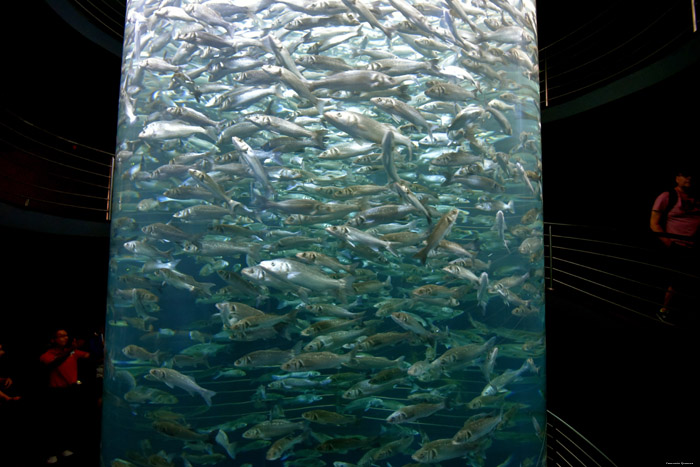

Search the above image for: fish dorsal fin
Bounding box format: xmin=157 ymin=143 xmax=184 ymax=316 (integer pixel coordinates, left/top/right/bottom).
xmin=466 ymin=412 xmax=489 ymax=423
xmin=270 ymin=404 xmax=285 ymax=420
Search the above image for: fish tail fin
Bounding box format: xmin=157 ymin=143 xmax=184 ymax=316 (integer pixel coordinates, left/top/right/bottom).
xmin=284 ymin=308 xmax=299 ymax=324
xmin=386 ymin=242 xmax=401 ymax=257
xmin=413 ymin=247 xmax=428 ymax=265
xmin=358 ymin=198 xmax=372 ymax=211
xmin=406 ymin=218 xmax=420 ymax=232
xmin=275 ymin=322 xmax=294 ymax=341
xmin=427 ymin=124 xmax=435 ymax=142
xmin=202 ymin=282 xmax=217 ymax=297
xmin=396 ymin=84 xmax=411 ymax=101
xmin=452 ymin=285 xmax=471 ymax=299
xmin=359 ymin=33 xmax=369 ymax=50
xmin=395 ymin=355 xmax=406 ymax=368
xmin=249 ymin=188 xmax=268 ymax=208
xmin=296 ymin=287 xmax=310 ymax=302
xmin=315 ymin=99 xmax=329 ymax=118
xmin=291 ymin=339 xmax=304 ymax=356
xmin=265 ymin=149 xmax=285 ymax=166
xmin=273 ymin=83 xmax=285 ymax=99
xmin=204 ymin=126 xmax=219 ymax=142
xmin=312 ymin=129 xmax=327 ymax=148
xmin=485 ymin=336 xmax=497 ymax=349
xmin=226 ymin=199 xmax=242 ymax=216
xmin=421 ymin=205 xmax=433 ymax=226
xmin=154 ymin=350 xmax=167 ymax=366
xmin=347 ymin=345 xmax=359 ymax=364
xmin=441 ymin=171 xmax=454 ymax=186
xmin=201 ymin=388 xmax=217 ymax=406
xmin=342 ymin=275 xmax=356 ymax=295
xmin=526 ymin=357 xmax=539 ymax=374
xmin=215 ymin=429 xmax=237 ymax=459
xmin=335 ymin=278 xmax=354 ymax=305
xmin=247 ymin=244 xmax=263 ymax=264
xmin=383 ymin=27 xmax=393 ymax=45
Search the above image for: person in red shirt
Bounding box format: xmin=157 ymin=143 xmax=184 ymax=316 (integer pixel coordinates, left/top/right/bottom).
xmin=0 ymin=343 xmax=21 ymax=402
xmin=39 ymin=329 xmax=90 ymax=464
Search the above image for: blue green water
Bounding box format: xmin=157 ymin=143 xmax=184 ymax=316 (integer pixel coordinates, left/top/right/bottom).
xmin=102 ymin=0 xmax=545 ymax=465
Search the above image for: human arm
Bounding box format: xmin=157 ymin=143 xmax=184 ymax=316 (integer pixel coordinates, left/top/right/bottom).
xmin=0 ymin=388 xmax=20 ymax=401
xmin=40 ymin=347 xmax=74 ymax=370
xmin=40 ymin=338 xmax=90 ymax=369
xmin=650 ymin=210 xmax=672 ymax=246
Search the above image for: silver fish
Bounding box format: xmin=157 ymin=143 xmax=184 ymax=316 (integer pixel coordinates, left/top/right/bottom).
xmin=149 ymin=368 xmax=216 ymax=406
xmin=413 ymin=208 xmax=460 ymax=264
xmin=326 ymin=225 xmax=399 ymax=256
xmin=324 ymin=111 xmax=415 ymax=160
xmin=139 ymin=121 xmax=210 ymax=140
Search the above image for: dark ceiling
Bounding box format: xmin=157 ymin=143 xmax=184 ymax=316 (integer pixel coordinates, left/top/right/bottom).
xmin=8 ymin=0 xmax=695 ymax=142
xmin=1 ymin=0 xmax=698 ymax=222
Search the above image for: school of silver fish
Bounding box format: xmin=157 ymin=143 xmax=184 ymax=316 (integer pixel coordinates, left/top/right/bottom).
xmin=104 ymin=0 xmax=545 ymax=465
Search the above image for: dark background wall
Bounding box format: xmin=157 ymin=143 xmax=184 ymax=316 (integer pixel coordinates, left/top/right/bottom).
xmin=1 ymin=1 xmax=698 ymax=465
xmin=542 ymin=55 xmax=700 ymax=231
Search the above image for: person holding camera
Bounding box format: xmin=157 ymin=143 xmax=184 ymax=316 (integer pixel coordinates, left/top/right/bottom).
xmin=39 ymin=329 xmax=91 ymax=464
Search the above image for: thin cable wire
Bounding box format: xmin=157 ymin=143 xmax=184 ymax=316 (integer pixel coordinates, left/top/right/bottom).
xmin=0 ymin=190 xmax=109 ymax=213
xmin=546 ymin=28 xmax=689 ymax=103
xmin=0 ymin=173 xmax=109 ymax=201
xmin=90 ymin=0 xmax=126 ymax=20
xmin=553 ymin=432 xmax=598 ymax=467
xmin=551 ymin=278 xmax=660 ymax=323
xmin=83 ymin=0 xmax=126 ymax=30
xmin=551 ymin=267 xmax=674 ymax=310
xmin=547 ymin=411 xmax=619 ymax=467
xmin=545 ymin=4 xmax=678 ymax=82
xmin=0 ymin=137 xmax=112 ymax=182
xmin=0 ymin=121 xmax=113 ymax=169
xmin=4 ymin=109 xmax=115 ymax=157
xmin=539 ymin=3 xmax=619 ymax=54
xmin=552 ymin=256 xmax=670 ymax=294
xmin=0 ymin=173 xmax=108 ymax=200
xmin=540 ymin=2 xmax=690 ymax=104
xmin=550 ymin=233 xmax=657 ymax=252
xmin=72 ymin=0 xmax=125 ymax=38
xmin=551 ymin=245 xmax=700 ymax=281
xmin=551 ymin=257 xmax=698 ymax=303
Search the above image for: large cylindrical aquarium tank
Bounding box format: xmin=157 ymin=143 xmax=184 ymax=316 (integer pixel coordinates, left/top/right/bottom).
xmin=102 ymin=0 xmax=545 ymax=465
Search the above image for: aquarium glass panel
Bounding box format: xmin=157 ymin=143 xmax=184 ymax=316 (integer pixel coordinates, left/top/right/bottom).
xmin=102 ymin=0 xmax=545 ymax=465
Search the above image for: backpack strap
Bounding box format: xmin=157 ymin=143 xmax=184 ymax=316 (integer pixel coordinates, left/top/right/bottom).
xmin=659 ymin=189 xmax=677 ymax=230
xmin=665 ymin=189 xmax=678 ymax=214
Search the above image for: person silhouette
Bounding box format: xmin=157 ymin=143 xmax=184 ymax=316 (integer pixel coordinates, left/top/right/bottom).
xmin=39 ymin=329 xmax=91 ymax=464
xmin=650 ymin=167 xmax=700 ymax=323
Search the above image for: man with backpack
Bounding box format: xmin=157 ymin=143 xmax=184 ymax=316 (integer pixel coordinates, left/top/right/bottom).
xmin=650 ymin=168 xmax=699 ymax=323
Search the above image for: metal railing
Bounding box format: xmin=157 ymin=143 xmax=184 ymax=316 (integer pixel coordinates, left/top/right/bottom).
xmin=0 ymin=108 xmax=114 ymax=222
xmin=546 ymin=410 xmax=618 ymax=467
xmin=539 ymin=0 xmax=698 ymax=108
xmin=51 ymin=0 xmax=700 ymax=111
xmin=544 ymin=221 xmax=698 ymax=325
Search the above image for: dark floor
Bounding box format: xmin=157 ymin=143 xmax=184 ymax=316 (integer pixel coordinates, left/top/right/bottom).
xmin=1 ymin=288 xmax=695 ymax=466
xmin=0 ymin=385 xmax=102 ymax=466
xmin=546 ymin=288 xmax=696 ymax=466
